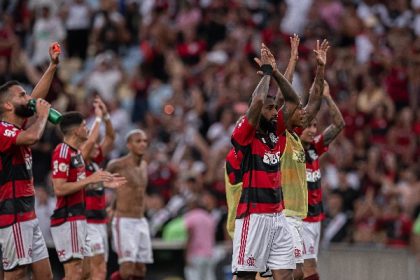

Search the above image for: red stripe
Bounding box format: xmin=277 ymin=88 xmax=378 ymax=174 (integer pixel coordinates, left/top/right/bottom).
xmin=116 ymin=218 xmax=121 ymax=257
xmin=16 ymin=223 xmax=25 ymax=258
xmin=240 ymin=216 xmax=250 ymax=265
xmin=74 ymin=221 xmax=79 ymax=253
xmin=12 ymin=224 xmax=22 ymax=258
xmin=71 ymin=222 xmax=75 ymax=253
xmin=236 ymin=203 xmax=283 ymax=217
xmin=0 ymin=182 xmax=35 ymax=200
xmin=238 ymin=215 xmax=250 ymax=265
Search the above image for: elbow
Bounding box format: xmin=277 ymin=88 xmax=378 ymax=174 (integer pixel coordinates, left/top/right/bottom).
xmin=53 ymin=187 xmax=65 ymax=197
xmin=26 ymin=133 xmax=41 ymax=145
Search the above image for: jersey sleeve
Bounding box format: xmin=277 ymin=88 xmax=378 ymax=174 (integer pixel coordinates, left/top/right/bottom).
xmin=313 ymin=134 xmax=328 ymax=157
xmin=51 ymin=144 xmax=70 ymax=180
xmin=231 ymin=116 xmax=255 ymax=150
xmin=0 ymin=124 xmax=21 ymax=152
xmin=276 ymin=109 xmax=286 ymax=136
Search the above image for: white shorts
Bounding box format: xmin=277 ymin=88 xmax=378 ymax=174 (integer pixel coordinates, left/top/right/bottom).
xmin=87 ymin=223 xmax=108 ymax=260
xmin=302 ymin=221 xmax=321 ymax=260
xmin=285 ymin=216 xmax=304 ymax=264
xmin=51 ymin=220 xmax=91 ymax=263
xmin=232 ymin=213 xmax=295 ymax=273
xmin=0 ymin=219 xmax=49 ymax=271
xmin=112 ymin=217 xmax=153 ymax=264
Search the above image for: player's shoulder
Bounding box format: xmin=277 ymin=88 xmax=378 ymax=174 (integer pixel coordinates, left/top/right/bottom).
xmin=106 ymin=158 xmax=123 ymax=170
xmin=53 ymin=143 xmax=70 ymax=159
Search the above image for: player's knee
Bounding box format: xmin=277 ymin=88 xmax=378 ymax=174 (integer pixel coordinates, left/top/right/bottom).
xmin=119 ymin=266 xmax=134 ymax=280
xmin=38 ymin=270 xmax=53 ymax=280
xmin=5 ymin=266 xmax=27 ymax=279
xmin=236 ymin=271 xmax=257 ymax=280
xmin=303 ymin=259 xmax=318 ymax=276
xmin=134 ymin=263 xmax=146 ymax=277
xmin=293 ymin=264 xmax=304 ymax=280
xmin=91 ymin=260 xmax=106 ymax=279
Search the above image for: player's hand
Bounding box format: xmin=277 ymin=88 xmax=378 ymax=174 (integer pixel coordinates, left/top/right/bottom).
xmin=96 ymin=97 xmax=109 ymax=115
xmin=259 ymin=43 xmax=277 ymax=69
xmin=93 ymin=97 xmax=103 ymax=118
xmin=290 ymin=34 xmax=300 ymax=61
xmin=103 ymin=174 xmax=127 ymax=189
xmin=49 ymin=42 xmax=61 ymax=65
xmin=35 ymin=98 xmax=51 ymax=118
xmin=89 ymin=170 xmax=114 ymax=184
xmin=254 ymin=43 xmax=277 ymax=75
xmin=313 ymin=39 xmax=329 ymax=66
xmin=322 ymin=80 xmax=331 ymax=98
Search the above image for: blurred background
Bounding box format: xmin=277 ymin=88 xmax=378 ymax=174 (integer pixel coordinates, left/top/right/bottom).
xmin=0 ymin=0 xmax=420 ymax=279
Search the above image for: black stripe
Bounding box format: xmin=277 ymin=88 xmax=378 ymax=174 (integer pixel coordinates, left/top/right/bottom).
xmin=226 ymin=162 xmax=242 ymax=185
xmin=0 ymin=196 xmax=35 ymax=214
xmin=231 ymin=138 xmax=249 ymax=154
xmin=307 ymin=181 xmax=321 ymax=191
xmin=307 ymin=201 xmax=323 ymax=217
xmin=85 ymin=209 xmax=107 ymax=220
xmin=85 ymin=188 xmax=104 ymax=197
xmin=241 ymin=154 xmax=280 ymax=174
xmin=0 ymin=154 xmax=32 ymax=185
xmin=51 ymin=203 xmax=85 ymax=219
xmin=239 ymin=187 xmax=283 ymax=204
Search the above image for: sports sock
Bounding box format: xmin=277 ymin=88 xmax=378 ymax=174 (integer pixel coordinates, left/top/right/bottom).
xmin=110 ymin=271 xmax=122 ymax=280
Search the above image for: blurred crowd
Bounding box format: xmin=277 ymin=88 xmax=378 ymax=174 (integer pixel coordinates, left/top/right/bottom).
xmin=1 ymin=0 xmax=420 ymax=268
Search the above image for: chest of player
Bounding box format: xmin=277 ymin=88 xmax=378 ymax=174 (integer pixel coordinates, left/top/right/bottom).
xmin=67 ymin=152 xmax=86 ymax=182
xmin=305 ymin=148 xmax=321 ymax=183
xmin=251 ymin=132 xmax=283 ymax=167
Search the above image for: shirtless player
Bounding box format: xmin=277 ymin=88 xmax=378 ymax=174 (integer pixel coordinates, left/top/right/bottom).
xmin=107 ymin=129 xmax=153 ymax=280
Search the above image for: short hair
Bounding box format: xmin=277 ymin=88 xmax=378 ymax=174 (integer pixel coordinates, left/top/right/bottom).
xmin=59 ymin=111 xmax=84 ymax=135
xmin=0 ymin=81 xmax=21 ymax=115
xmin=125 ymin=129 xmax=146 ymax=143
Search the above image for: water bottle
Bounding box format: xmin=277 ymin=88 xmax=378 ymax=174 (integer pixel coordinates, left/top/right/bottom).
xmin=27 ymin=99 xmax=63 ymax=124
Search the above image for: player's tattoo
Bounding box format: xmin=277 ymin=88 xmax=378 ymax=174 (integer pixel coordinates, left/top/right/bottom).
xmin=247 ymin=74 xmax=271 ymax=126
xmin=323 ymin=95 xmax=345 ymax=145
xmin=272 ymin=70 xmax=300 ymax=122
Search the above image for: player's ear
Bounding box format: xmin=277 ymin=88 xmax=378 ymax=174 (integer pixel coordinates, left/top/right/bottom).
xmin=2 ymin=101 xmax=13 ymax=112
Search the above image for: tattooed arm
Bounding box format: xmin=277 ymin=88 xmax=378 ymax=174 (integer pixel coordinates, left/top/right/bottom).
xmin=284 ymin=34 xmax=300 ymax=85
xmin=302 ymin=39 xmax=329 ymax=127
xmin=322 ymin=81 xmax=345 ymax=145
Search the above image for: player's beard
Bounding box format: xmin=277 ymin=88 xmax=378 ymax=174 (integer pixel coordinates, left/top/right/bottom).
xmin=259 ymin=116 xmax=276 ymax=134
xmin=14 ymin=104 xmax=35 ymax=118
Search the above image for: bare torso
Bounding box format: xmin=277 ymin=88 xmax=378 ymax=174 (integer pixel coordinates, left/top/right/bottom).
xmin=108 ymin=156 xmax=148 ymax=218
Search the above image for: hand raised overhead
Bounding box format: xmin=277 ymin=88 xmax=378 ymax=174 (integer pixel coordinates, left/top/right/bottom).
xmin=313 ymin=39 xmax=330 ymax=66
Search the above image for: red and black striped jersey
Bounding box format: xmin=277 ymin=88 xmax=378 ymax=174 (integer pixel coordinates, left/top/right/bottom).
xmin=84 ymin=148 xmax=107 ymax=224
xmin=51 ymin=143 xmax=86 ymax=227
xmin=303 ymin=134 xmax=328 ymax=223
xmin=0 ymin=121 xmax=36 ymax=228
xmin=226 ymin=148 xmax=243 ymax=185
xmin=231 ymin=114 xmax=287 ymax=218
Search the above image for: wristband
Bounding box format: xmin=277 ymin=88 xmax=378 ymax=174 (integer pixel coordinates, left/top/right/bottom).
xmin=103 ymin=113 xmax=110 ymax=121
xmin=261 ymin=64 xmax=273 ymax=75
xmin=95 ymin=116 xmax=102 ymax=123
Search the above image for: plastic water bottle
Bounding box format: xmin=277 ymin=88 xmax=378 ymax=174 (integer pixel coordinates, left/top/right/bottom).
xmin=27 ymin=99 xmax=62 ymax=124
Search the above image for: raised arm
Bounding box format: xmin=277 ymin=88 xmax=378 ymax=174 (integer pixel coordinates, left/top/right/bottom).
xmin=254 ymin=40 xmax=300 ymax=119
xmin=274 ymin=34 xmax=300 ymax=110
xmin=97 ymin=99 xmax=115 ymax=155
xmin=80 ymin=98 xmax=103 ymax=160
xmin=303 ymin=39 xmax=329 ymax=127
xmin=247 ymin=45 xmax=272 ymax=126
xmin=284 ymin=34 xmax=300 ymax=84
xmin=322 ymin=81 xmax=345 ymax=145
xmin=16 ymin=99 xmax=50 ymax=145
xmin=31 ymin=42 xmax=60 ymax=99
